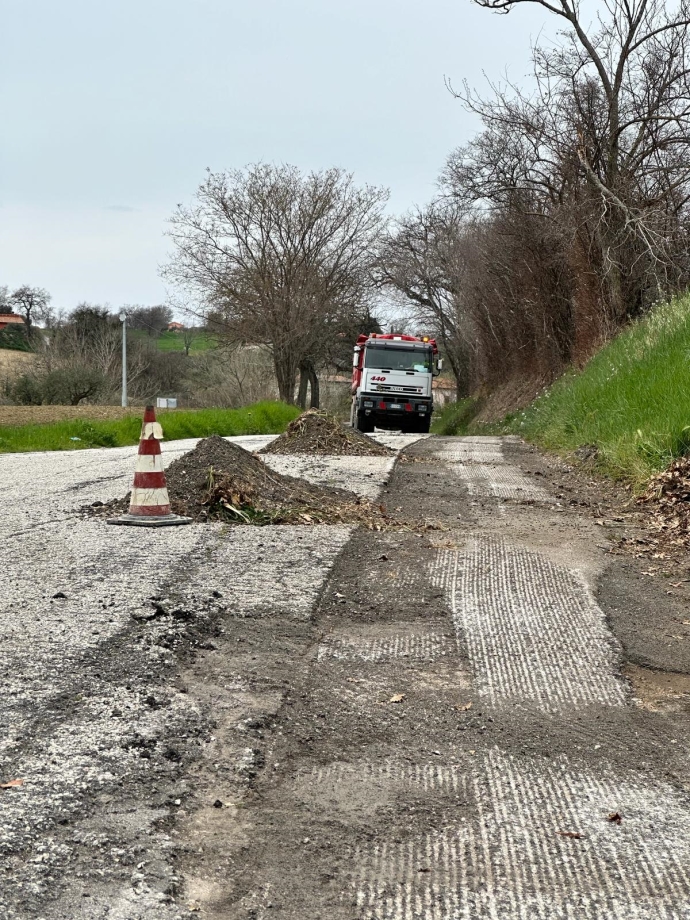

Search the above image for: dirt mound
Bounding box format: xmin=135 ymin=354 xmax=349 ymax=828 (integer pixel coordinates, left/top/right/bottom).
xmin=261 ymin=410 xmax=391 ymax=457
xmin=86 ymin=435 xmax=390 ymax=526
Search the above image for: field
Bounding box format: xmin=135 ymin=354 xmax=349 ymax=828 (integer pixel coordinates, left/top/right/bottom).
xmin=129 ymin=328 xmax=217 ymax=353
xmin=0 ymin=405 xmax=142 ymax=426
xmin=0 ymin=401 xmax=300 ymax=452
xmin=0 ymin=349 xmax=36 ymax=376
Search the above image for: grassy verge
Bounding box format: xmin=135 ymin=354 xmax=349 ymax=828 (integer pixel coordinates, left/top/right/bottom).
xmin=494 ymin=293 xmax=690 ymax=487
xmin=432 ymin=398 xmax=482 ymax=435
xmin=0 ymin=401 xmax=300 ymax=453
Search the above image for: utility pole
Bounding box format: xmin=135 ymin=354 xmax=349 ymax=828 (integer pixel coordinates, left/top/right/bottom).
xmin=119 ymin=311 xmax=128 ymax=407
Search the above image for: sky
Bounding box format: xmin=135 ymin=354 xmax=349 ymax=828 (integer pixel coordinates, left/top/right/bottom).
xmin=1 ymin=0 xmax=551 ymax=313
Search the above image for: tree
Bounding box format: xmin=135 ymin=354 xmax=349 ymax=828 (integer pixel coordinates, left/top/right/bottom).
xmin=9 ymin=286 xmax=51 ymax=340
xmin=163 ymin=164 xmax=389 ymax=403
xmin=378 ymin=202 xmax=475 ymax=396
xmin=126 ymin=305 xmax=173 ymax=337
xmin=452 ymin=0 xmax=690 ymax=330
xmin=181 ymin=326 xmax=197 ymax=356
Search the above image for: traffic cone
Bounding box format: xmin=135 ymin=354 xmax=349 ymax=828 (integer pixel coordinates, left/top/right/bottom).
xmin=108 ymin=405 xmax=192 ymax=527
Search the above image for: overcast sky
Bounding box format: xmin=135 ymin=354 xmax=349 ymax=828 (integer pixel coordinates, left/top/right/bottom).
xmin=1 ymin=0 xmax=550 ymax=312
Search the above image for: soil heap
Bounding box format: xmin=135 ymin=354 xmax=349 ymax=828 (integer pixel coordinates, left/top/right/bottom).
xmin=261 ymin=410 xmax=391 ymax=457
xmin=87 ymin=435 xmax=388 ymax=526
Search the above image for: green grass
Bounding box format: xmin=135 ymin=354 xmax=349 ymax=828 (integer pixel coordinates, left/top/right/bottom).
xmin=130 ymin=329 xmax=217 ymax=353
xmin=492 ymin=293 xmax=690 ymax=487
xmin=0 ymin=401 xmax=300 ymax=453
xmin=156 ymin=329 xmax=217 ymax=352
xmin=432 ymin=398 xmax=482 ymax=435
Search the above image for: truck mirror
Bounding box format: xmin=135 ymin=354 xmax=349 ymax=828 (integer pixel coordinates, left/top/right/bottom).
xmin=438 ymin=358 xmax=443 ymax=371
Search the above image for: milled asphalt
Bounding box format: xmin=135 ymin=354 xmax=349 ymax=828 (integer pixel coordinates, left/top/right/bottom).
xmin=2 ymin=433 xmax=690 ymax=919
xmin=0 ymin=433 xmax=414 ymax=919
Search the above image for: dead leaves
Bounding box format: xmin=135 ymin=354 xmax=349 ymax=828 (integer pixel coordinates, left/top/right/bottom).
xmin=455 ymin=702 xmax=473 ymax=712
xmin=558 ymin=830 xmax=584 ymax=839
xmin=388 ymin=693 xmax=406 ymax=704
xmin=607 ymin=812 xmax=623 ymax=824
xmin=1 ymin=779 xmax=24 ymax=789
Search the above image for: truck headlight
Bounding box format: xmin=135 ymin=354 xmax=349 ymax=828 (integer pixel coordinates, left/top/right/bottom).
xmin=363 ymin=400 xmax=374 ymax=407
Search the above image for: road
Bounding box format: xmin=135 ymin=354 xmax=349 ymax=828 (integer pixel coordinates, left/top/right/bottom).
xmin=1 ymin=434 xmax=689 ymax=919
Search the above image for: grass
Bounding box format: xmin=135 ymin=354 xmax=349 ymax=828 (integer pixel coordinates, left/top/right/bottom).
xmin=129 ymin=329 xmax=217 ymax=354
xmin=432 ymin=398 xmax=482 ymax=435
xmin=0 ymin=401 xmax=300 ymax=453
xmin=493 ymin=292 xmax=690 ymax=487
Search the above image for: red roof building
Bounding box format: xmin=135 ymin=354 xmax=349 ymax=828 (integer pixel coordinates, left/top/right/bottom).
xmin=0 ymin=313 xmax=25 ymax=331
xmin=167 ymin=321 xmax=184 ymax=331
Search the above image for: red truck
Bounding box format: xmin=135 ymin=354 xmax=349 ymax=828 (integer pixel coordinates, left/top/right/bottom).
xmin=350 ymin=333 xmax=442 ymax=434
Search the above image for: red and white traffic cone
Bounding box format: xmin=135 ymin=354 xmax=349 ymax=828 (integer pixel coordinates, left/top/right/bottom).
xmin=108 ymin=405 xmax=191 ymax=528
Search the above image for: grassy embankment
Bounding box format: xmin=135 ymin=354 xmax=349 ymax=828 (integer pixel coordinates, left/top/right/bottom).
xmin=0 ymin=401 xmax=300 ymax=453
xmin=432 ymin=293 xmax=690 ymax=488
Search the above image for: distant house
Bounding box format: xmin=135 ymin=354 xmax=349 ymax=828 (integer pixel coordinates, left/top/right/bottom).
xmin=167 ymin=321 xmax=184 ymax=331
xmin=0 ymin=313 xmax=25 ymax=331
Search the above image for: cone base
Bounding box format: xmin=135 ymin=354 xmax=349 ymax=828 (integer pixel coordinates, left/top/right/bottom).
xmin=107 ymin=513 xmax=192 ymax=528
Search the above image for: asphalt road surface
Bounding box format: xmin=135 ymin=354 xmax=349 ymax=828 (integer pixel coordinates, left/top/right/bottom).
xmin=1 ymin=434 xmax=689 ymax=919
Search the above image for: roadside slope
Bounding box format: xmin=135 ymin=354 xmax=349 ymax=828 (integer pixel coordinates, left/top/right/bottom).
xmin=495 ymin=293 xmax=690 ymax=487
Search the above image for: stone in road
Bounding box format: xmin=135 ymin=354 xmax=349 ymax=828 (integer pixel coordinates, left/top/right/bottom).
xmin=1 ymin=434 xmax=689 ymax=918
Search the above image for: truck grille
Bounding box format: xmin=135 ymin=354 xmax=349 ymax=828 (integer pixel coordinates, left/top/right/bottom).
xmin=374 ymin=384 xmax=423 ymax=394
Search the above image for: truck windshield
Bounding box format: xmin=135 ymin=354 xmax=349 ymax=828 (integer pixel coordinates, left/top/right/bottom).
xmin=364 ymin=346 xmax=432 ymax=373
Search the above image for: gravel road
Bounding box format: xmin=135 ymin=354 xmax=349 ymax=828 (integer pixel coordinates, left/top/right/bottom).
xmin=2 ymin=434 xmax=690 ymax=919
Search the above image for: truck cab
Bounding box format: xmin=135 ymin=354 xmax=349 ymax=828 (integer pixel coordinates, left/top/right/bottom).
xmin=350 ymin=333 xmax=441 ymax=433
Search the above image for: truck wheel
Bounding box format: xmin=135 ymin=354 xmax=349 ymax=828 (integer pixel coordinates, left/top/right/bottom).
xmin=418 ymin=416 xmax=431 ymax=434
xmin=356 ymin=411 xmax=375 ymax=433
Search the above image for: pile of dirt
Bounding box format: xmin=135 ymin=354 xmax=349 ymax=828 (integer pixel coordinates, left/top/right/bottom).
xmin=86 ymin=435 xmax=391 ymax=527
xmin=636 ymin=457 xmax=690 ymax=545
xmin=261 ymin=410 xmax=392 ymax=457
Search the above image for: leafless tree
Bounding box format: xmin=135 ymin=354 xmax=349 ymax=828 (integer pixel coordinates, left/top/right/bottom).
xmin=377 ymin=201 xmax=476 ymax=396
xmin=181 ymin=326 xmax=197 ymax=356
xmin=9 ymin=286 xmax=51 ymax=340
xmin=162 ymin=164 xmax=389 ymax=404
xmin=447 ymin=0 xmax=690 ymax=338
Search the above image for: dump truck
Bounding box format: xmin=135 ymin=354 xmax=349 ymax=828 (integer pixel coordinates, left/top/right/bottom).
xmin=350 ymin=333 xmax=442 ymax=434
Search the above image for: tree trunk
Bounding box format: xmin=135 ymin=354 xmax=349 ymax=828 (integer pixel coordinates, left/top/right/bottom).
xmin=308 ymin=365 xmax=320 ymax=408
xmin=297 ymin=365 xmax=309 ymax=409
xmin=274 ymin=354 xmax=297 ymax=404
xmin=297 ymin=361 xmax=320 ymax=408
xmin=443 ymin=344 xmax=470 ymax=399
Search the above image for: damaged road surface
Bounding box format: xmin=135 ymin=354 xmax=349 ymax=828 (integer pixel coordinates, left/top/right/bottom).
xmin=2 ymin=434 xmax=690 ymax=918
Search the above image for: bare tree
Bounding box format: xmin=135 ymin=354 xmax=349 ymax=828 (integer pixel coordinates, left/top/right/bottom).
xmin=181 ymin=326 xmax=197 ymax=356
xmin=9 ymin=286 xmax=51 ymax=340
xmin=163 ymin=164 xmax=389 ymax=404
xmin=378 ymin=202 xmax=475 ymax=396
xmin=449 ymin=0 xmax=690 ymax=330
